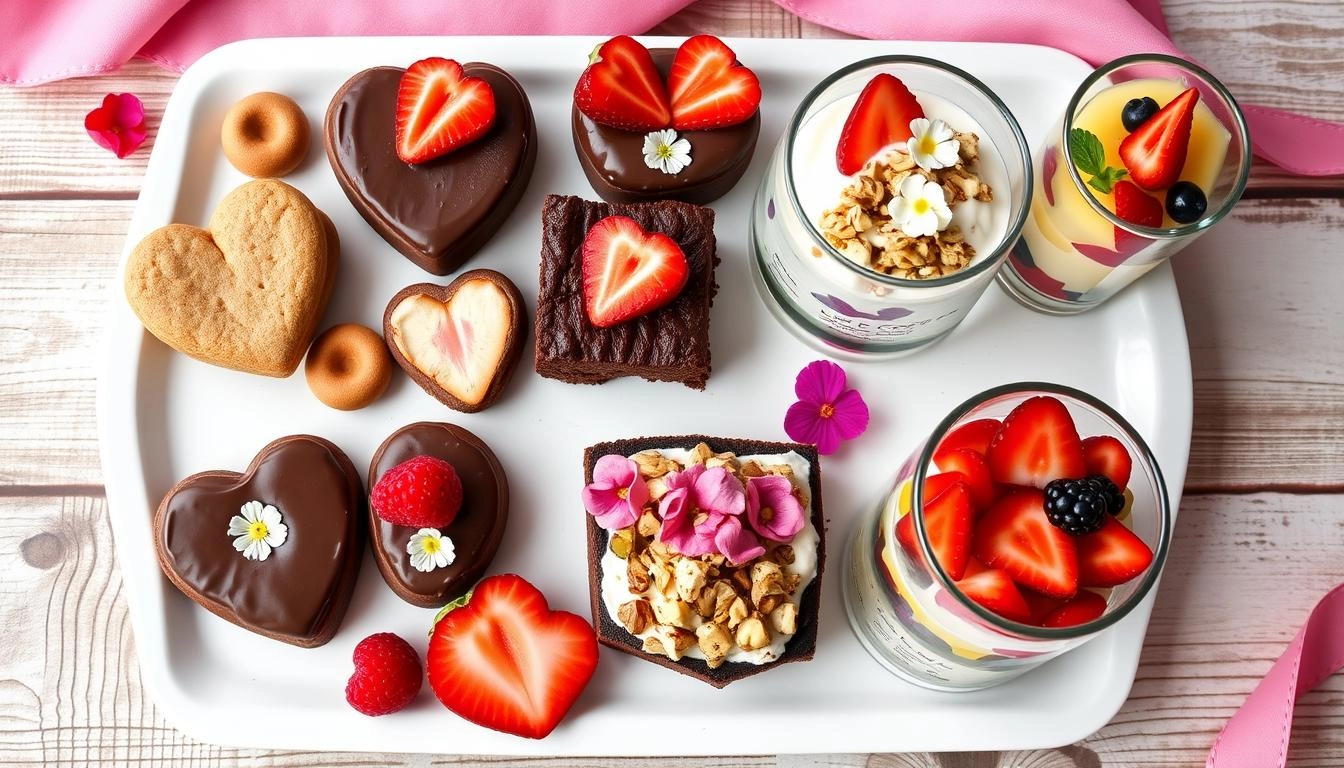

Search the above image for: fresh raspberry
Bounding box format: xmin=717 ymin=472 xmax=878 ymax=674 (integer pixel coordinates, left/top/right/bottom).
xmin=345 ymin=632 xmax=423 ymax=717
xmin=370 ymin=455 xmax=463 ymax=528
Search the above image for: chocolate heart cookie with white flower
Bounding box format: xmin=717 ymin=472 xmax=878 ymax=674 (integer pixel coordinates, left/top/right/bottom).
xmin=153 ymin=435 xmax=365 ymax=648
xmin=571 ymin=35 xmax=760 ymax=204
xmin=582 ymin=435 xmax=824 ymax=687
xmin=368 ymin=422 xmax=509 ymax=608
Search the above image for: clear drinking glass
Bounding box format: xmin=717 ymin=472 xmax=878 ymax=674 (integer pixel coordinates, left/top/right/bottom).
xmin=750 ymin=56 xmax=1030 ymax=357
xmin=997 ymin=54 xmax=1251 ymax=314
xmin=843 ymin=383 xmax=1171 ymax=691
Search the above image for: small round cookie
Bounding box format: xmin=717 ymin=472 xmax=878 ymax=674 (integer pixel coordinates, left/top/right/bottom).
xmin=305 ymin=324 xmax=393 ymax=410
xmin=221 ymin=92 xmax=310 ymax=178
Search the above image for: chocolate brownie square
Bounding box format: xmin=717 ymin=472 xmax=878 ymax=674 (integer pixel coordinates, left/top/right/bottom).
xmin=535 ymin=194 xmax=717 ymax=389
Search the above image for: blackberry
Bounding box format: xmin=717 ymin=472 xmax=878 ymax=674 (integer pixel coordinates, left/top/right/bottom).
xmin=1043 ymin=475 xmax=1117 ymax=534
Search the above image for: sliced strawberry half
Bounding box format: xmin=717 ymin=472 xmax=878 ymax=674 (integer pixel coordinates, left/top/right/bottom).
xmin=932 ymin=447 xmax=997 ymax=513
xmin=1106 ymin=178 xmax=1165 ymax=260
xmin=896 ymin=480 xmax=973 ymax=580
xmin=1076 ymin=516 xmax=1154 ymax=587
xmin=667 ymin=35 xmax=761 ymax=130
xmin=1022 ymin=588 xmax=1066 ymax=625
xmin=395 ymin=58 xmax=497 ymax=164
xmin=1082 ymin=435 xmax=1133 ymax=489
xmin=426 ymin=573 xmax=598 ymax=739
xmin=955 ymin=565 xmax=1033 ymax=623
xmin=974 ymin=488 xmax=1079 ymax=599
xmin=574 ymin=35 xmax=672 ymax=131
xmin=937 ymin=418 xmax=1002 ymax=459
xmin=1118 ymin=87 xmax=1198 ymax=190
xmin=836 ymin=73 xmax=924 ymax=175
xmin=581 ymin=215 xmax=689 ymax=328
xmin=985 ymin=395 xmax=1086 ymax=489
xmin=1041 ymin=590 xmax=1109 ymax=628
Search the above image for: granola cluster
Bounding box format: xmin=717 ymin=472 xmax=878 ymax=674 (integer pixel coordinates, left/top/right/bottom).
xmin=608 ymin=443 xmax=809 ymax=668
xmin=819 ymin=132 xmax=992 ymax=279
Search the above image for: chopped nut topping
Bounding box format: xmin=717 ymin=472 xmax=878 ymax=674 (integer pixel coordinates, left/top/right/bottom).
xmin=632 ymin=451 xmax=681 ymax=479
xmin=636 ymin=508 xmax=660 ymax=538
xmin=651 ymin=598 xmax=694 ymax=629
xmin=696 ymin=622 xmax=733 ymax=664
xmin=735 ymin=616 xmax=771 ymax=651
xmin=609 ymin=528 xmax=633 ymax=559
xmin=674 ymin=558 xmax=711 ymax=603
xmin=771 ymin=602 xmax=799 ymax=636
xmin=769 ymin=544 xmax=795 ymax=566
xmin=727 ymin=596 xmax=750 ymax=629
xmin=751 ymin=561 xmax=788 ymax=615
xmin=643 ymin=625 xmax=695 ymax=661
xmin=626 ymin=553 xmax=650 ymax=594
xmin=617 ymin=599 xmax=654 ymax=634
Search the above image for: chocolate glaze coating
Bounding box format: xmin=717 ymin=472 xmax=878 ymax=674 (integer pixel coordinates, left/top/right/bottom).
xmin=153 ymin=435 xmax=365 ymax=648
xmin=582 ymin=435 xmax=824 ymax=687
xmin=534 ymin=195 xmax=717 ymax=389
xmin=572 ymin=49 xmax=760 ymax=205
xmin=326 ymin=64 xmax=537 ymax=276
xmin=368 ymin=422 xmax=509 ymax=608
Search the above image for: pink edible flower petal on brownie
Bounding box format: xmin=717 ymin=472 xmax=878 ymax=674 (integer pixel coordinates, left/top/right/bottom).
xmin=784 ymin=360 xmax=870 ymax=455
xmin=85 ymin=93 xmax=147 ymax=159
xmin=713 ymin=515 xmax=766 ymax=565
xmin=582 ymin=455 xmax=647 ymax=531
xmin=746 ymin=475 xmax=805 ymax=542
xmin=657 ymin=486 xmax=720 ymax=556
xmin=693 ymin=466 xmax=746 ymax=518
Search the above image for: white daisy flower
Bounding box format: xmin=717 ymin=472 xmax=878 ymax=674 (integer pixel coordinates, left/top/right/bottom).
xmin=642 ymin=129 xmax=692 ymax=175
xmin=890 ymin=175 xmax=954 ymax=238
xmin=906 ymin=117 xmax=961 ymax=171
xmin=407 ymin=528 xmax=456 ymax=573
xmin=227 ymin=500 xmax=288 ymax=562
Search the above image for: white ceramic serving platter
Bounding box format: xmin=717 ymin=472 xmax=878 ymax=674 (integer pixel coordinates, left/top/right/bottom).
xmin=98 ymin=36 xmax=1191 ymax=755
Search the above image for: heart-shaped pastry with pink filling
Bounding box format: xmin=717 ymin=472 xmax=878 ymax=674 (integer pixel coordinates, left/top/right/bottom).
xmin=383 ymin=269 xmax=526 ymax=413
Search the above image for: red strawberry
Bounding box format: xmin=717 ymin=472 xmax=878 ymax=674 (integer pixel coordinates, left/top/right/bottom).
xmin=582 ymin=215 xmax=690 ymax=328
xmin=427 ymin=574 xmax=598 ymax=739
xmin=1109 ymin=179 xmax=1164 ymax=259
xmin=937 ymin=418 xmax=1002 ymax=458
xmin=574 ymin=36 xmax=672 ymax=131
xmin=985 ymin=396 xmax=1086 ymax=489
xmin=395 ymin=58 xmax=496 ymax=164
xmin=345 ymin=633 xmax=423 ymax=716
xmin=974 ymin=489 xmax=1079 ymax=599
xmin=371 ymin=455 xmax=463 ymax=528
xmin=955 ymin=565 xmax=1032 ymax=623
xmin=667 ymin=35 xmax=761 ymax=130
xmin=836 ymin=73 xmax=925 ymax=175
xmin=1076 ymin=516 xmax=1154 ymax=587
xmin=1022 ymin=588 xmax=1066 ymax=625
xmin=1041 ymin=590 xmax=1109 ymax=628
xmin=1082 ymin=435 xmax=1133 ymax=489
xmin=896 ymin=480 xmax=973 ymax=580
xmin=1119 ymin=87 xmax=1198 ymax=190
xmin=932 ymin=447 xmax=996 ymax=512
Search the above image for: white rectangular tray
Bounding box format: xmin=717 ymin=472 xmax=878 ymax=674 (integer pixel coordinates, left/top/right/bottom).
xmin=98 ymin=35 xmax=1191 ymax=756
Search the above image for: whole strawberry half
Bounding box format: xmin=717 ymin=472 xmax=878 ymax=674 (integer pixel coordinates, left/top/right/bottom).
xmin=1118 ymin=87 xmax=1198 ymax=190
xmin=427 ymin=573 xmax=598 ymax=739
xmin=574 ymin=35 xmax=672 ymax=132
xmin=985 ymin=395 xmax=1086 ymax=489
xmin=395 ymin=57 xmax=496 ymax=164
xmin=345 ymin=632 xmax=423 ymax=716
xmin=667 ymin=34 xmax=761 ymax=130
xmin=371 ymin=455 xmax=463 ymax=528
xmin=836 ymin=73 xmax=925 ymax=175
xmin=582 ymin=215 xmax=690 ymax=328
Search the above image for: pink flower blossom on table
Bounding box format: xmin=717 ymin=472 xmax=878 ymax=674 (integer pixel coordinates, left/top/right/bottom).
xmin=582 ymin=455 xmax=647 ymax=531
xmin=658 ymin=464 xmax=753 ymax=560
xmin=746 ymin=474 xmax=805 ymax=542
xmin=85 ymin=93 xmax=147 ymax=159
xmin=783 ymin=360 xmax=869 ymax=455
xmin=713 ymin=515 xmax=766 ymax=565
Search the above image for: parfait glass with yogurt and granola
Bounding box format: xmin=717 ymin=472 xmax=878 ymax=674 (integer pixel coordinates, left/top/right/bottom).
xmin=750 ymin=56 xmax=1030 ymax=357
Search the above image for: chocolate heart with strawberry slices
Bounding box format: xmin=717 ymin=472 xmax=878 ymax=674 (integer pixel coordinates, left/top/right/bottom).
xmin=572 ymin=35 xmax=760 ymax=204
xmin=326 ymin=60 xmax=536 ymax=276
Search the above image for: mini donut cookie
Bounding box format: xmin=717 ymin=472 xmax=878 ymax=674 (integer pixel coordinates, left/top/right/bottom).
xmin=222 ymin=92 xmax=310 ymax=178
xmin=305 ymin=324 xmax=393 ymax=410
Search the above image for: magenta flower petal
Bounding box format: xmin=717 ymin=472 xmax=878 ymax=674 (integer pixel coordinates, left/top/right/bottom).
xmin=829 ymin=387 xmax=870 ymax=440
xmin=784 ymin=400 xmax=825 ymax=445
xmin=692 ymin=467 xmax=746 ymax=518
xmin=657 ymin=486 xmax=696 ymax=550
xmin=85 ymin=92 xmax=148 ymax=159
xmin=581 ymin=455 xmax=645 ymax=531
xmin=714 ymin=515 xmax=766 ymax=565
xmin=794 ymin=359 xmax=848 ymax=403
xmin=812 ymin=422 xmax=842 ymax=455
xmin=746 ymin=475 xmax=805 ymax=542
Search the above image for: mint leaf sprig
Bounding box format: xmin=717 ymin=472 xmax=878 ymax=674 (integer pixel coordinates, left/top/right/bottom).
xmin=1068 ymin=128 xmax=1128 ymax=194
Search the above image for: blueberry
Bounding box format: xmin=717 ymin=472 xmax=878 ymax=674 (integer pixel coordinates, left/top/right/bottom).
xmin=1121 ymin=97 xmax=1161 ymax=132
xmin=1166 ymin=181 xmax=1208 ymax=223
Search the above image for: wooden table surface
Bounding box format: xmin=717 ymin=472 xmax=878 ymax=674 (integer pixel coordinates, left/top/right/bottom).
xmin=2 ymin=1 xmax=1341 ymax=765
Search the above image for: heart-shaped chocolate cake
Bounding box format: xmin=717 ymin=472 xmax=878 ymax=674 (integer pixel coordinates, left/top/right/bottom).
xmin=368 ymin=422 xmax=509 ymax=608
xmin=153 ymin=435 xmax=365 ymax=648
xmin=325 ymin=62 xmax=537 ymax=276
xmin=383 ymin=269 xmax=526 ymax=413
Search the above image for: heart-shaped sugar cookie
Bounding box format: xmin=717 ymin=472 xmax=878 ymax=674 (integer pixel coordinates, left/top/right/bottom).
xmin=384 ymin=269 xmax=526 ymax=413
xmin=124 ymin=179 xmax=334 ymax=377
xmin=153 ymin=435 xmax=365 ymax=648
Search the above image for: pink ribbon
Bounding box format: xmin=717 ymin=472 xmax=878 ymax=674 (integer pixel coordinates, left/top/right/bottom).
xmin=1207 ymin=583 xmax=1344 ymax=767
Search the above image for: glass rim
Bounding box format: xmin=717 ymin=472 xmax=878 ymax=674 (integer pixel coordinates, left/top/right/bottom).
xmin=782 ymin=54 xmax=1032 ymax=289
xmin=910 ymin=381 xmax=1173 ymax=640
xmin=1061 ymin=53 xmax=1253 ymax=239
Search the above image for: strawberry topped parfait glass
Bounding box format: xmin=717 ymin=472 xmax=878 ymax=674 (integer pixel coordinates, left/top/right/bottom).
xmin=998 ymin=54 xmax=1252 ymax=313
xmin=749 ymin=56 xmax=1030 ymax=358
xmin=842 ymin=382 xmax=1172 ymax=690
